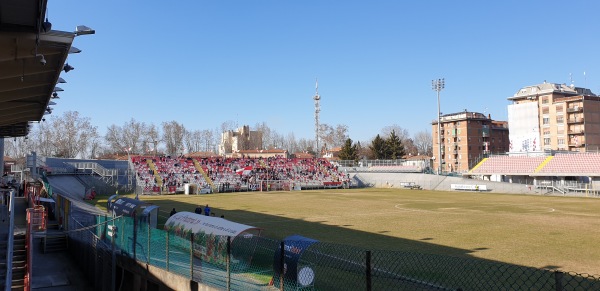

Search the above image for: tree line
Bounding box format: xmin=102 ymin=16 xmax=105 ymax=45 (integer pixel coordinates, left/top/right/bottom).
xmin=2 ymin=110 xmax=432 ymax=160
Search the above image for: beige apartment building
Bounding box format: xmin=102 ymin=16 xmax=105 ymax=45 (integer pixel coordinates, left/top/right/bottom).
xmin=507 ymin=82 xmax=600 ymax=153
xmin=432 ymin=111 xmax=509 ymax=173
xmin=218 ymin=125 xmax=263 ymax=156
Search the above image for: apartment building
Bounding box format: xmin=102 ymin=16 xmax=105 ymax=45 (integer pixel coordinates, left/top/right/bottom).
xmin=432 ymin=111 xmax=509 ymax=173
xmin=507 ymin=82 xmax=600 ymax=153
xmin=219 ymin=125 xmax=263 ymax=156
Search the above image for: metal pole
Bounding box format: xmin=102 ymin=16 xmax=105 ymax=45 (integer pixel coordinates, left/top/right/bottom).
xmin=166 ymin=232 xmax=169 ymax=271
xmin=366 ymin=250 xmax=372 ymax=291
xmin=190 ymin=233 xmax=194 ymax=279
xmin=111 ymin=224 xmax=116 ymax=291
xmin=432 ymin=78 xmax=445 ymax=175
xmin=437 ymin=89 xmax=441 ymax=175
xmin=147 ymin=222 xmax=150 ymax=265
xmin=227 ymin=236 xmax=231 ymax=291
xmin=279 ymin=241 xmax=285 ymax=291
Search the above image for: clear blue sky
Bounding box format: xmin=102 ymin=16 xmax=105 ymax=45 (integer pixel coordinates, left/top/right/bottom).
xmin=48 ymin=0 xmax=600 ymax=143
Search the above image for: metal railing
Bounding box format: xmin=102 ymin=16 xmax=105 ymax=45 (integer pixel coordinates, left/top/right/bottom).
xmin=3 ymin=189 xmax=15 ymax=290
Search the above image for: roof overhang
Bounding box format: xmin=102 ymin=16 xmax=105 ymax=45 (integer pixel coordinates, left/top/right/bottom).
xmin=0 ymin=0 xmax=79 ymax=137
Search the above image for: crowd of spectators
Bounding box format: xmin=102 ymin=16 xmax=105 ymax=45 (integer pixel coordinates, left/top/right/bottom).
xmin=131 ymin=155 xmax=349 ymax=193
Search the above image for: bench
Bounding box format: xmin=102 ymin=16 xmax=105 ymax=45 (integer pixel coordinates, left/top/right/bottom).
xmin=451 ymin=184 xmax=487 ymax=191
xmin=400 ymin=182 xmax=422 ymax=190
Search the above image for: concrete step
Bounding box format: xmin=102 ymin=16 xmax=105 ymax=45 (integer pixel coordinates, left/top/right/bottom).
xmin=42 ymin=235 xmax=68 ymax=253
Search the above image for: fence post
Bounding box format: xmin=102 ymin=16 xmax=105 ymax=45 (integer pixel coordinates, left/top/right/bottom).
xmin=147 ymin=222 xmax=151 ymax=265
xmin=366 ymin=250 xmax=372 ymax=291
xmin=280 ymin=241 xmax=285 ymax=291
xmin=111 ymin=224 xmax=116 ymax=291
xmin=227 ymin=236 xmax=231 ymax=291
xmin=166 ymin=232 xmax=170 ymax=271
xmin=104 ymin=215 xmax=107 ymax=239
xmin=121 ymin=217 xmax=124 ymax=249
xmin=133 ymin=216 xmax=137 ymax=259
xmin=554 ymin=271 xmax=563 ymax=291
xmin=190 ymin=233 xmax=194 ymax=279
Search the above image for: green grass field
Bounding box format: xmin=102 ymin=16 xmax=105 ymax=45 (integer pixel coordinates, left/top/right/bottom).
xmin=100 ymin=188 xmax=600 ymax=275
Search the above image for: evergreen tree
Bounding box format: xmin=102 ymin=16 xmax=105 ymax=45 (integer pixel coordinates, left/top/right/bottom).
xmin=369 ymin=134 xmax=387 ymax=159
xmin=338 ymin=138 xmax=358 ymax=161
xmin=386 ymin=130 xmax=405 ymax=159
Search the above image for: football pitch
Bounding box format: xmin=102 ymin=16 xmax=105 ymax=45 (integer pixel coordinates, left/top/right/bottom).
xmin=132 ymin=188 xmax=600 ymax=275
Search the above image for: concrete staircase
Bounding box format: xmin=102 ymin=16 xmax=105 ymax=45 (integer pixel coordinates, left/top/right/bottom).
xmin=41 ymin=222 xmax=68 ymax=253
xmin=192 ymin=159 xmax=214 ymax=190
xmin=0 ymin=233 xmax=27 ymax=290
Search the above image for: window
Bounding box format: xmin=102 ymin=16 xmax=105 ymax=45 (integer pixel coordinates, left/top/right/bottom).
xmin=543 ymin=129 xmax=550 ymax=136
xmin=544 ymin=138 xmax=551 ymax=145
xmin=543 ymin=118 xmax=550 ymax=125
xmin=542 ymin=97 xmax=549 ymax=104
xmin=558 ymin=139 xmax=565 ymax=145
xmin=542 ymin=107 xmax=549 ymax=114
xmin=557 ymin=116 xmax=564 ymax=124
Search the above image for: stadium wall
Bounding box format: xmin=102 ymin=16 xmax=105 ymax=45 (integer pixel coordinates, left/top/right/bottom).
xmin=354 ymin=173 xmax=539 ymax=194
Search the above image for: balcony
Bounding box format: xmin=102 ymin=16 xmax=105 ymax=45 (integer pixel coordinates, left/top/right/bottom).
xmin=481 ymin=128 xmax=490 ymax=137
xmin=567 ymin=118 xmax=584 ymax=124
xmin=567 ymin=107 xmax=583 ymax=113
xmin=568 ymin=129 xmax=584 ymax=134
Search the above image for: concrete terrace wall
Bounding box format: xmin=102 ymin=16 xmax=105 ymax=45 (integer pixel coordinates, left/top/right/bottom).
xmin=353 ymin=173 xmax=539 ymax=195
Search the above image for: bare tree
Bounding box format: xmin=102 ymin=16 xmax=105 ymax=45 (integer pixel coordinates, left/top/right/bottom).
xmin=162 ymin=121 xmax=186 ymax=156
xmin=28 ymin=120 xmax=55 ymax=156
xmin=43 ymin=111 xmax=98 ymax=158
xmin=319 ymin=123 xmax=348 ymax=150
xmin=333 ymin=124 xmax=349 ymax=148
xmin=271 ymin=132 xmax=285 ymax=149
xmin=84 ymin=132 xmax=103 ymax=159
xmin=318 ymin=123 xmax=334 ymax=150
xmin=3 ymin=137 xmax=31 ymax=159
xmin=284 ymin=132 xmax=298 ymax=153
xmin=403 ymin=138 xmax=418 ymax=156
xmin=254 ymin=122 xmax=272 ymax=149
xmin=184 ymin=129 xmax=203 ymax=153
xmin=296 ymin=138 xmax=315 ymax=154
xmin=105 ymin=118 xmax=152 ymax=154
xmin=413 ymin=130 xmax=433 ymax=156
xmin=381 ymin=124 xmax=410 ymax=141
xmin=144 ymin=124 xmax=161 ymax=155
xmin=202 ymin=129 xmax=215 ymax=152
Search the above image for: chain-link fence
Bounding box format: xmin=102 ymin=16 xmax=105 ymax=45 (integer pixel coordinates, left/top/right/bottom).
xmin=68 ymin=214 xmax=113 ymax=291
xmin=67 ymin=214 xmax=600 ymax=291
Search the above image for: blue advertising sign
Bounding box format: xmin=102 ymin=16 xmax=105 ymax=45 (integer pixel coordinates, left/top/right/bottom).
xmin=273 ymin=235 xmax=318 ymax=286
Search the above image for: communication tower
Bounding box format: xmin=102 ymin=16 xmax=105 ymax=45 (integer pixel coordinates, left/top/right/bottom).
xmin=314 ymin=79 xmax=320 ymax=156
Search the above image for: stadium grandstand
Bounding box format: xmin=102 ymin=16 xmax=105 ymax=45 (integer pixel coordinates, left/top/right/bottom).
xmin=466 ymin=152 xmax=600 ymax=194
xmin=131 ymin=155 xmax=350 ymax=194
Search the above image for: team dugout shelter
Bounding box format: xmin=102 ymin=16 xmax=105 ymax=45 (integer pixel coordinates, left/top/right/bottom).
xmin=164 ymin=212 xmax=262 ymax=267
xmin=107 ymin=195 xmax=159 ymax=228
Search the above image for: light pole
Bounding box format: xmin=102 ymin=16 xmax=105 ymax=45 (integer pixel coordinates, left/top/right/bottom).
xmin=432 ymin=78 xmax=445 ymax=175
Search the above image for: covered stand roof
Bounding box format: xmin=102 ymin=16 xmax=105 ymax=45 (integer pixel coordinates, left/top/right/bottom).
xmin=0 ymin=0 xmax=90 ymax=137
xmin=164 ymin=212 xmax=261 ymax=238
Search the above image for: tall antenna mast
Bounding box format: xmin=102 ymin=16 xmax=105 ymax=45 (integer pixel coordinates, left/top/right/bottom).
xmin=570 ymin=73 xmax=574 ymax=87
xmin=314 ymin=78 xmax=321 ymax=157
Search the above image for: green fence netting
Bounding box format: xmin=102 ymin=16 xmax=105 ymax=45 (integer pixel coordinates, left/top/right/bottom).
xmin=72 ymin=214 xmax=600 ymax=291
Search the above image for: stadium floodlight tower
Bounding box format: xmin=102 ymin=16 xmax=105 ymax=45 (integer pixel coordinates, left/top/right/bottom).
xmin=314 ymin=79 xmax=321 ymax=157
xmin=432 ymin=78 xmax=445 ymax=175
